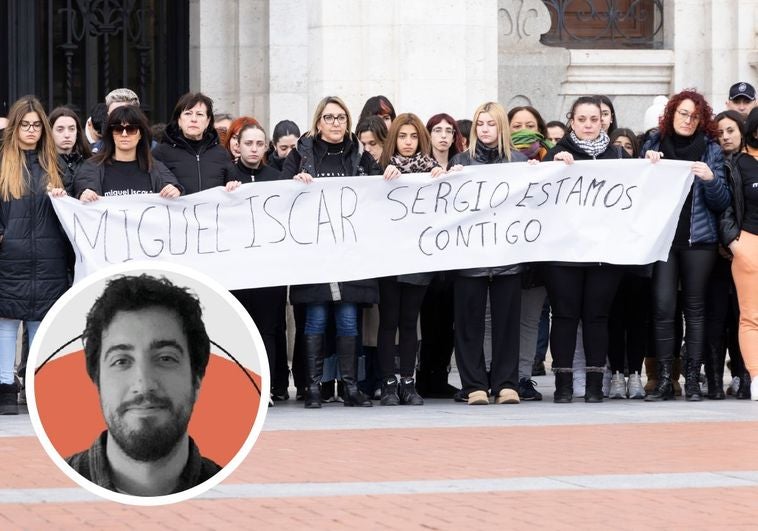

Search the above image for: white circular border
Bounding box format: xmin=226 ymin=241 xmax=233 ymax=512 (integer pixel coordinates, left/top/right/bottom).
xmin=25 ymin=261 xmax=270 ymax=506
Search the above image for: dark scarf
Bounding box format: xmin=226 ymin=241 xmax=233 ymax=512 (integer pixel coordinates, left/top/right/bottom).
xmin=569 ymin=130 xmax=610 ymax=158
xmin=660 ymin=132 xmax=706 ymax=162
xmin=389 ymin=152 xmax=439 ymax=173
xmin=474 ymin=140 xmax=506 ymax=164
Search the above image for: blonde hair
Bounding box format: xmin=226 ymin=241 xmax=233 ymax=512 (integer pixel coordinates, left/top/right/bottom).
xmin=380 ymin=113 xmax=432 ymax=168
xmin=307 ymin=96 xmax=352 ymax=140
xmin=0 ymin=96 xmax=62 ymax=200
xmin=468 ymin=101 xmax=512 ymax=161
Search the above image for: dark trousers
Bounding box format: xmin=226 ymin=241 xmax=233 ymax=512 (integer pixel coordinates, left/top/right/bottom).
xmin=706 ymin=254 xmax=744 ymax=375
xmin=652 ymin=247 xmax=717 ymax=364
xmin=543 ymin=264 xmax=623 ymax=368
xmin=232 ymin=286 xmax=287 ymax=391
xmin=454 ymin=274 xmax=521 ymax=394
xmin=377 ymin=277 xmax=428 ymax=378
xmin=608 ymin=273 xmax=651 ymax=374
xmin=418 ymin=272 xmax=455 ymax=374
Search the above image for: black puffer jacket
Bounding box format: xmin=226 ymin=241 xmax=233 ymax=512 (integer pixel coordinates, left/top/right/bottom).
xmin=59 ymin=152 xmax=86 ymax=196
xmin=0 ymin=151 xmax=72 ymax=320
xmin=152 ymin=123 xmax=234 ymax=194
xmin=286 ymin=134 xmax=382 ymax=305
xmin=73 ymin=159 xmax=183 ymax=198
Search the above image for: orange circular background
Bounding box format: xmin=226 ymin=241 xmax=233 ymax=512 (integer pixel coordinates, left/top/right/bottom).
xmin=35 ymin=349 xmax=261 ymax=466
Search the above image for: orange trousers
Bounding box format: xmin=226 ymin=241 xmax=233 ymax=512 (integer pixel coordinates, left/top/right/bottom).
xmin=732 ymin=230 xmax=758 ymax=378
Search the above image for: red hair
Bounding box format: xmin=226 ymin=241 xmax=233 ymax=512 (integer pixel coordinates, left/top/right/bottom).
xmin=224 ymin=116 xmax=260 ymax=155
xmin=659 ymin=89 xmax=718 ymax=139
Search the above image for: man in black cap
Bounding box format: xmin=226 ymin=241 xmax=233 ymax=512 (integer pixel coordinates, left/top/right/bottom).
xmin=726 ymin=82 xmax=757 ymax=118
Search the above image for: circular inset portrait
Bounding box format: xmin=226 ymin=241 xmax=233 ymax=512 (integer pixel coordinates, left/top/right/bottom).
xmin=26 ymin=261 xmax=269 ymax=505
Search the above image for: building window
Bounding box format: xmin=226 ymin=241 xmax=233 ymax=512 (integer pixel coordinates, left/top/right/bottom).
xmin=541 ymin=0 xmax=663 ymax=49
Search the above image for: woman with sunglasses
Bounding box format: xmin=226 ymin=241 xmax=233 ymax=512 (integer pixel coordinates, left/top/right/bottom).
xmin=283 ymin=96 xmax=382 ymax=409
xmin=642 ymin=89 xmax=731 ymax=401
xmin=74 ymin=105 xmax=181 ymax=201
xmin=0 ymin=96 xmax=69 ymax=414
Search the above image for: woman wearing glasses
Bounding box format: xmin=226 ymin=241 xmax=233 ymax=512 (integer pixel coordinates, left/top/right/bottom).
xmin=74 ymin=105 xmax=181 ymax=201
xmin=0 ymin=96 xmax=69 ymax=414
xmin=283 ymin=96 xmax=382 ymax=409
xmin=642 ymin=89 xmax=731 ymax=401
xmin=152 ymin=92 xmax=237 ymax=195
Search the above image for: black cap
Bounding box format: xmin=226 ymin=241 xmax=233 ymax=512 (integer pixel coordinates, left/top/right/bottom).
xmin=729 ymin=82 xmax=756 ymax=101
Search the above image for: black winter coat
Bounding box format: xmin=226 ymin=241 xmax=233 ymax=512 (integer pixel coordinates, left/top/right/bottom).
xmin=152 ymin=123 xmax=235 ymax=195
xmin=286 ymin=134 xmax=382 ymax=305
xmin=720 ymin=152 xmax=750 ymax=246
xmin=232 ymin=160 xmax=282 ymax=183
xmin=59 ymin=152 xmax=86 ymax=196
xmin=0 ymin=151 xmax=72 ymax=320
xmin=73 ymin=159 xmax=182 ymax=198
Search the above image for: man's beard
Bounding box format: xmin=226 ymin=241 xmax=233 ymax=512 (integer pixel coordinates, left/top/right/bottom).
xmin=105 ymin=391 xmax=195 ymax=462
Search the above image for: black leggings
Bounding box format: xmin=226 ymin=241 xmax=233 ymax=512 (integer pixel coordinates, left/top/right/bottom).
xmin=706 ymin=254 xmax=744 ymax=375
xmin=608 ymin=273 xmax=651 ymax=373
xmin=652 ymin=247 xmax=717 ymax=364
xmin=542 ymin=264 xmax=623 ymax=369
xmin=377 ymin=277 xmax=428 ymax=378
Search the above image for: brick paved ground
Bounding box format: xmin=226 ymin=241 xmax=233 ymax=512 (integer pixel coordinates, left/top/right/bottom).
xmin=2 ymin=371 xmax=758 ymax=529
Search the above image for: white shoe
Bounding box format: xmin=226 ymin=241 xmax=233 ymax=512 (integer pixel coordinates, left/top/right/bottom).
xmin=608 ymin=372 xmax=626 ymax=399
xmin=751 ymin=377 xmax=758 ymax=401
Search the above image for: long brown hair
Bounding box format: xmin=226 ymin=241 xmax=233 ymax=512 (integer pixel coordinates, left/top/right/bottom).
xmin=0 ymin=95 xmax=62 ymax=200
xmin=48 ymin=106 xmax=93 ymax=159
xmin=380 ymin=113 xmax=432 ymax=168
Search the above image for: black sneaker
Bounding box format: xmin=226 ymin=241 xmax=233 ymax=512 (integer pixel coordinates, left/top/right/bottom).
xmin=271 ymin=389 xmax=289 ymax=401
xmin=518 ymin=378 xmax=543 ymax=401
xmin=380 ymin=377 xmax=400 ymax=406
xmin=398 ymin=377 xmax=424 ymax=406
xmin=532 ymin=361 xmax=546 ymax=377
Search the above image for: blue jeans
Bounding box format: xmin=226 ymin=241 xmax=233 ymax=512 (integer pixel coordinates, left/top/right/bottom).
xmin=304 ymin=302 xmax=359 ymax=337
xmin=0 ymin=319 xmax=40 ymax=384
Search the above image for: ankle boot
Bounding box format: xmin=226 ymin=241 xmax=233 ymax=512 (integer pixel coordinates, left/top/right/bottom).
xmin=380 ymin=376 xmax=400 ymax=406
xmin=304 ymin=335 xmax=324 ymax=409
xmin=645 ymin=360 xmax=674 ymax=401
xmin=553 ymin=370 xmax=573 ymax=403
xmin=737 ymin=372 xmax=752 ymax=399
xmin=0 ymin=382 xmax=19 ymax=415
xmin=337 ymin=336 xmax=372 ymax=407
xmin=684 ymin=357 xmax=703 ymax=401
xmin=643 ymin=357 xmax=658 ymax=393
xmin=398 ymin=377 xmax=424 ymax=405
xmin=706 ymin=344 xmax=726 ymax=400
xmin=585 ymin=367 xmax=605 ymax=403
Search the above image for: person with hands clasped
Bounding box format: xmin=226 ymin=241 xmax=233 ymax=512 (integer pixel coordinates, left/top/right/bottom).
xmin=74 ymin=106 xmax=182 ymax=201
xmin=642 ymin=89 xmax=731 ymax=402
xmin=720 ymin=107 xmax=758 ymax=400
xmin=542 ymin=96 xmax=628 ymax=404
xmin=283 ymin=96 xmax=382 ymax=409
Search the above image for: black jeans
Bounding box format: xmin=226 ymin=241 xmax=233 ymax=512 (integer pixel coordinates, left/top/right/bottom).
xmin=652 ymin=247 xmax=717 ymax=364
xmin=377 ymin=277 xmax=428 ymax=378
xmin=232 ymin=286 xmax=288 ymax=391
xmin=608 ymin=273 xmax=652 ymax=374
xmin=706 ymin=254 xmax=744 ymax=375
xmin=542 ymin=264 xmax=623 ymax=369
xmin=454 ymin=274 xmax=521 ymax=394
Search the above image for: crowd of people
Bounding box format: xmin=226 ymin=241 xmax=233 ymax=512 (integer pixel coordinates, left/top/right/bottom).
xmin=0 ymin=81 xmax=757 ymax=414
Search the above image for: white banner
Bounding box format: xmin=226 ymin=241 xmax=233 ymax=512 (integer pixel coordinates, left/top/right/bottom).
xmin=52 ymin=159 xmax=694 ymax=290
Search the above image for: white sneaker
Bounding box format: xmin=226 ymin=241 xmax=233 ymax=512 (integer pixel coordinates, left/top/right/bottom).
xmin=608 ymin=372 xmax=626 ymax=399
xmin=627 ymin=372 xmax=646 ymax=399
xmin=751 ymin=377 xmax=758 ymax=401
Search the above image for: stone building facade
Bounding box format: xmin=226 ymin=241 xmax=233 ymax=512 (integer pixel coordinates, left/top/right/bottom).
xmin=190 ymin=0 xmax=758 ymax=133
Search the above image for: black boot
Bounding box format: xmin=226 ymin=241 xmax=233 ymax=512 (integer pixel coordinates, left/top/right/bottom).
xmin=337 ymin=336 xmax=372 ymax=407
xmin=737 ymin=372 xmax=752 ymax=399
xmin=645 ymin=360 xmax=674 ymax=401
xmin=706 ymin=343 xmax=726 ymax=400
xmin=553 ymin=370 xmax=573 ymax=403
xmin=304 ymin=335 xmax=324 ymax=409
xmin=0 ymin=382 xmax=19 ymax=415
xmin=380 ymin=376 xmax=400 ymax=406
xmin=584 ymin=368 xmax=605 ymax=403
xmin=684 ymin=357 xmax=703 ymax=401
xmin=416 ymin=367 xmax=459 ymax=399
xmin=399 ymin=377 xmax=424 ymax=405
